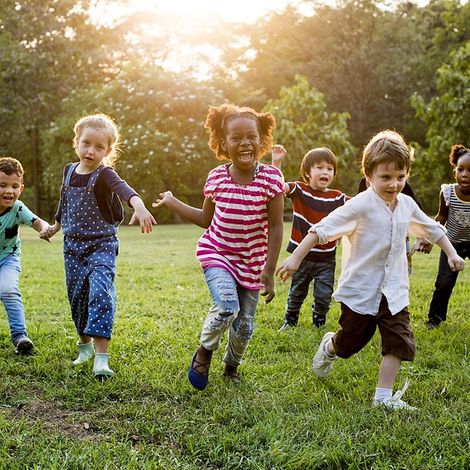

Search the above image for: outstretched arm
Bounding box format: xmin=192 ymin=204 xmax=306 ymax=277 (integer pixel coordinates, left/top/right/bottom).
xmin=31 ymin=218 xmax=51 ymax=242
xmin=271 ymin=145 xmax=289 ymax=193
xmin=260 ymin=193 xmax=284 ymax=303
xmin=128 ymin=196 xmax=157 ymax=233
xmin=153 ymin=191 xmax=215 ymax=229
xmin=435 ymin=235 xmax=465 ymax=272
xmin=276 ymin=231 xmax=320 ymax=281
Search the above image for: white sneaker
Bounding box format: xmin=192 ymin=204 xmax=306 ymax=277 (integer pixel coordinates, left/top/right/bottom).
xmin=373 ymin=380 xmax=417 ymax=411
xmin=312 ymin=332 xmax=337 ymax=378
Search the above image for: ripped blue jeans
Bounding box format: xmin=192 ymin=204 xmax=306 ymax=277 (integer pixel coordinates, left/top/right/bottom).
xmin=200 ymin=267 xmax=260 ymax=367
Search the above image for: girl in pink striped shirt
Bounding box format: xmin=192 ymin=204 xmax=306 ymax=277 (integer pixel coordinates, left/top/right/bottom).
xmin=153 ymin=104 xmax=284 ymax=390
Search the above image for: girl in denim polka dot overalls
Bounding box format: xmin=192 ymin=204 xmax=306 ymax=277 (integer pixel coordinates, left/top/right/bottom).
xmin=44 ymin=114 xmax=156 ymax=379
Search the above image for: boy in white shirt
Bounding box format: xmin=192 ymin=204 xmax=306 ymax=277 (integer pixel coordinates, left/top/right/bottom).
xmin=276 ymin=130 xmax=465 ymax=410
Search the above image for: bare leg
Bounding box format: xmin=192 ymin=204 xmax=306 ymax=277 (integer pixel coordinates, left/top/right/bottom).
xmin=377 ymin=354 xmax=401 ymax=389
xmin=79 ymin=334 xmax=92 ymax=344
xmin=194 ymin=345 xmax=213 ymax=373
xmin=94 ymin=336 xmax=109 ymax=354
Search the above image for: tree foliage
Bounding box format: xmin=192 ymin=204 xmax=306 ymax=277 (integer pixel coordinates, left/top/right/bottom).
xmin=264 ymin=76 xmax=358 ymax=193
xmin=411 ymin=41 xmax=470 ymax=212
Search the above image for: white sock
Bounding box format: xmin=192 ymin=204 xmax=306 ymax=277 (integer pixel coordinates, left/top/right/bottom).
xmin=374 ymin=387 xmax=392 ymax=402
xmin=324 ymin=340 xmax=336 ymax=359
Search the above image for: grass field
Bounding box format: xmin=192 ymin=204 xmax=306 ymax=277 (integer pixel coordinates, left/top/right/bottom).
xmin=0 ymin=224 xmax=469 ymax=469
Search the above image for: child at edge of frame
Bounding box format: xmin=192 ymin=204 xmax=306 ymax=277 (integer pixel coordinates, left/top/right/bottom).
xmin=41 ymin=113 xmax=156 ymax=380
xmin=153 ymin=103 xmax=284 ymax=390
xmin=276 ymin=130 xmax=465 ymax=410
xmin=0 ymin=157 xmax=50 ymax=355
xmin=422 ymin=144 xmax=470 ymax=329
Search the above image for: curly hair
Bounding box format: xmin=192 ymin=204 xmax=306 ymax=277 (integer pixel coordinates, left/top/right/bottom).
xmin=362 ymin=130 xmax=413 ymax=177
xmin=449 ymin=144 xmax=470 ymax=167
xmin=204 ymin=104 xmax=276 ymax=161
xmin=73 ymin=113 xmax=120 ymax=167
xmin=0 ymin=157 xmax=24 ymax=179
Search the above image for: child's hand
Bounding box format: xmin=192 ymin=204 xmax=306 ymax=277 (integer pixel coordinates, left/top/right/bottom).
xmin=271 ymin=145 xmax=287 ymax=168
xmin=276 ymin=255 xmax=301 ymax=282
xmin=447 ymin=254 xmax=465 ymax=272
xmin=39 ymin=223 xmax=60 ymax=242
xmin=129 ymin=207 xmax=156 ymax=233
xmin=152 ymin=191 xmax=174 ymax=209
xmin=411 ymin=238 xmax=433 ymax=254
xmin=260 ymin=269 xmax=275 ymax=303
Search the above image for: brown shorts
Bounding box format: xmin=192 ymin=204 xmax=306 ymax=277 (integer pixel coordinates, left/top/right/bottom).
xmin=332 ymin=296 xmax=416 ymax=361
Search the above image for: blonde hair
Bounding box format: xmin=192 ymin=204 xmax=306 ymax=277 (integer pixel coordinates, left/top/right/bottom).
xmin=362 ymin=130 xmax=413 ymax=177
xmin=73 ymin=113 xmax=120 ymax=167
xmin=204 ymin=104 xmax=276 ymax=161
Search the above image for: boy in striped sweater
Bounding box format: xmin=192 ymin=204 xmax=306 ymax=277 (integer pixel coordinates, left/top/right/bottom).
xmin=271 ymin=145 xmax=348 ymax=330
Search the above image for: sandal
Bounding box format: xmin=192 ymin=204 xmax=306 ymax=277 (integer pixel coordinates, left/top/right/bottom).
xmin=188 ymin=353 xmax=210 ymax=390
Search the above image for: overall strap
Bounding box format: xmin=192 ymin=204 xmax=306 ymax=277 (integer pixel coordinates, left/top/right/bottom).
xmin=86 ymin=164 xmax=106 ymax=191
xmin=63 ymin=163 xmax=80 ymax=186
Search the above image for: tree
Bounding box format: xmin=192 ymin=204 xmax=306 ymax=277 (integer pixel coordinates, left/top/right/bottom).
xmin=263 ymin=76 xmax=358 ymax=194
xmin=411 ymin=41 xmax=470 ymax=212
xmin=0 ymin=0 xmax=124 ymax=215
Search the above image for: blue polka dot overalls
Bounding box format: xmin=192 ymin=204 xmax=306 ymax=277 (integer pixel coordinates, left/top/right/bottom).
xmin=61 ymin=163 xmax=120 ymax=339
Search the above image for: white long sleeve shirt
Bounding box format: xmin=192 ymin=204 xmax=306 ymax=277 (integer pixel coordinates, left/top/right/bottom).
xmin=311 ymin=188 xmax=447 ymax=315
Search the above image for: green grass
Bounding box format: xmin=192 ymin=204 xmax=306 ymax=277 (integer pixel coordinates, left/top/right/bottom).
xmin=0 ymin=224 xmax=469 ymax=469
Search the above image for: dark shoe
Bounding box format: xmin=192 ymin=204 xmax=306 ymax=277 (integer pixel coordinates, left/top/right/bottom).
xmin=314 ymin=320 xmax=325 ymax=328
xmin=223 ymin=365 xmax=241 ymax=384
xmin=279 ymin=320 xmax=297 ymax=332
xmin=14 ymin=336 xmax=34 ymax=355
xmin=426 ymin=320 xmax=441 ymax=330
xmin=188 ymin=353 xmax=209 ymax=390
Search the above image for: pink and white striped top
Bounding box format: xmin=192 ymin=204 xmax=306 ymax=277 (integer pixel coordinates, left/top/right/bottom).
xmin=196 ymin=163 xmax=284 ymax=290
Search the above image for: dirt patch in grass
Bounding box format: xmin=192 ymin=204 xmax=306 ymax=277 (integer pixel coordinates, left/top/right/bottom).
xmin=5 ymin=398 xmax=101 ymax=440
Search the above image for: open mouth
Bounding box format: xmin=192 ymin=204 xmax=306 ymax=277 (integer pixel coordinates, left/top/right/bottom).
xmin=238 ymin=151 xmax=253 ymax=162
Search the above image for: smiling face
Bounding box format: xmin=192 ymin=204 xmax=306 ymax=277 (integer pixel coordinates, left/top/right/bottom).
xmin=367 ymin=162 xmax=407 ymax=206
xmin=76 ymin=127 xmax=111 ymax=173
xmin=0 ymin=171 xmax=24 ymax=212
xmin=221 ymin=116 xmax=261 ymax=171
xmin=454 ymin=152 xmax=470 ymax=194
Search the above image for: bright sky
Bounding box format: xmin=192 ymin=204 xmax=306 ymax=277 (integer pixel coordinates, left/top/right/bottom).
xmin=106 ymin=0 xmax=310 ymax=24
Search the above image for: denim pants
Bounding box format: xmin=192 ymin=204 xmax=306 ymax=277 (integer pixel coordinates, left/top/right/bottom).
xmin=428 ymin=241 xmax=470 ymax=323
xmin=0 ymin=254 xmax=28 ymax=342
xmin=200 ymin=267 xmax=260 ymax=367
xmin=285 ymin=257 xmax=335 ymax=326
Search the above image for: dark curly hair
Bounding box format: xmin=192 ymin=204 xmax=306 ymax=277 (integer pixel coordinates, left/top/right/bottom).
xmin=449 ymin=144 xmax=470 ymax=167
xmin=0 ymin=157 xmax=24 ymax=179
xmin=204 ymin=104 xmax=276 ymax=161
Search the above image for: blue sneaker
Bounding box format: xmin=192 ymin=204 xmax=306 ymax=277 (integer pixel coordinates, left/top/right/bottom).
xmin=188 ymin=353 xmax=209 ymax=390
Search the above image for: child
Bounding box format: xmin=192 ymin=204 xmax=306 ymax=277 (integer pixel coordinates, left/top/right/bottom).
xmin=153 ymin=104 xmax=284 ymax=390
xmin=426 ymin=144 xmax=470 ymax=329
xmin=271 ymin=145 xmax=348 ymax=330
xmin=276 ymin=130 xmax=465 ymax=410
xmin=357 ymin=177 xmax=432 ymax=273
xmin=0 ymin=157 xmax=50 ymax=354
xmin=42 ymin=114 xmax=156 ymax=379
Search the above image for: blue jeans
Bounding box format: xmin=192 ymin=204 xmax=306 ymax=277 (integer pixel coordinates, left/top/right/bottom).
xmin=285 ymin=257 xmax=335 ymax=326
xmin=200 ymin=267 xmax=260 ymax=367
xmin=0 ymin=254 xmax=28 ymax=342
xmin=428 ymin=242 xmax=470 ymax=324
